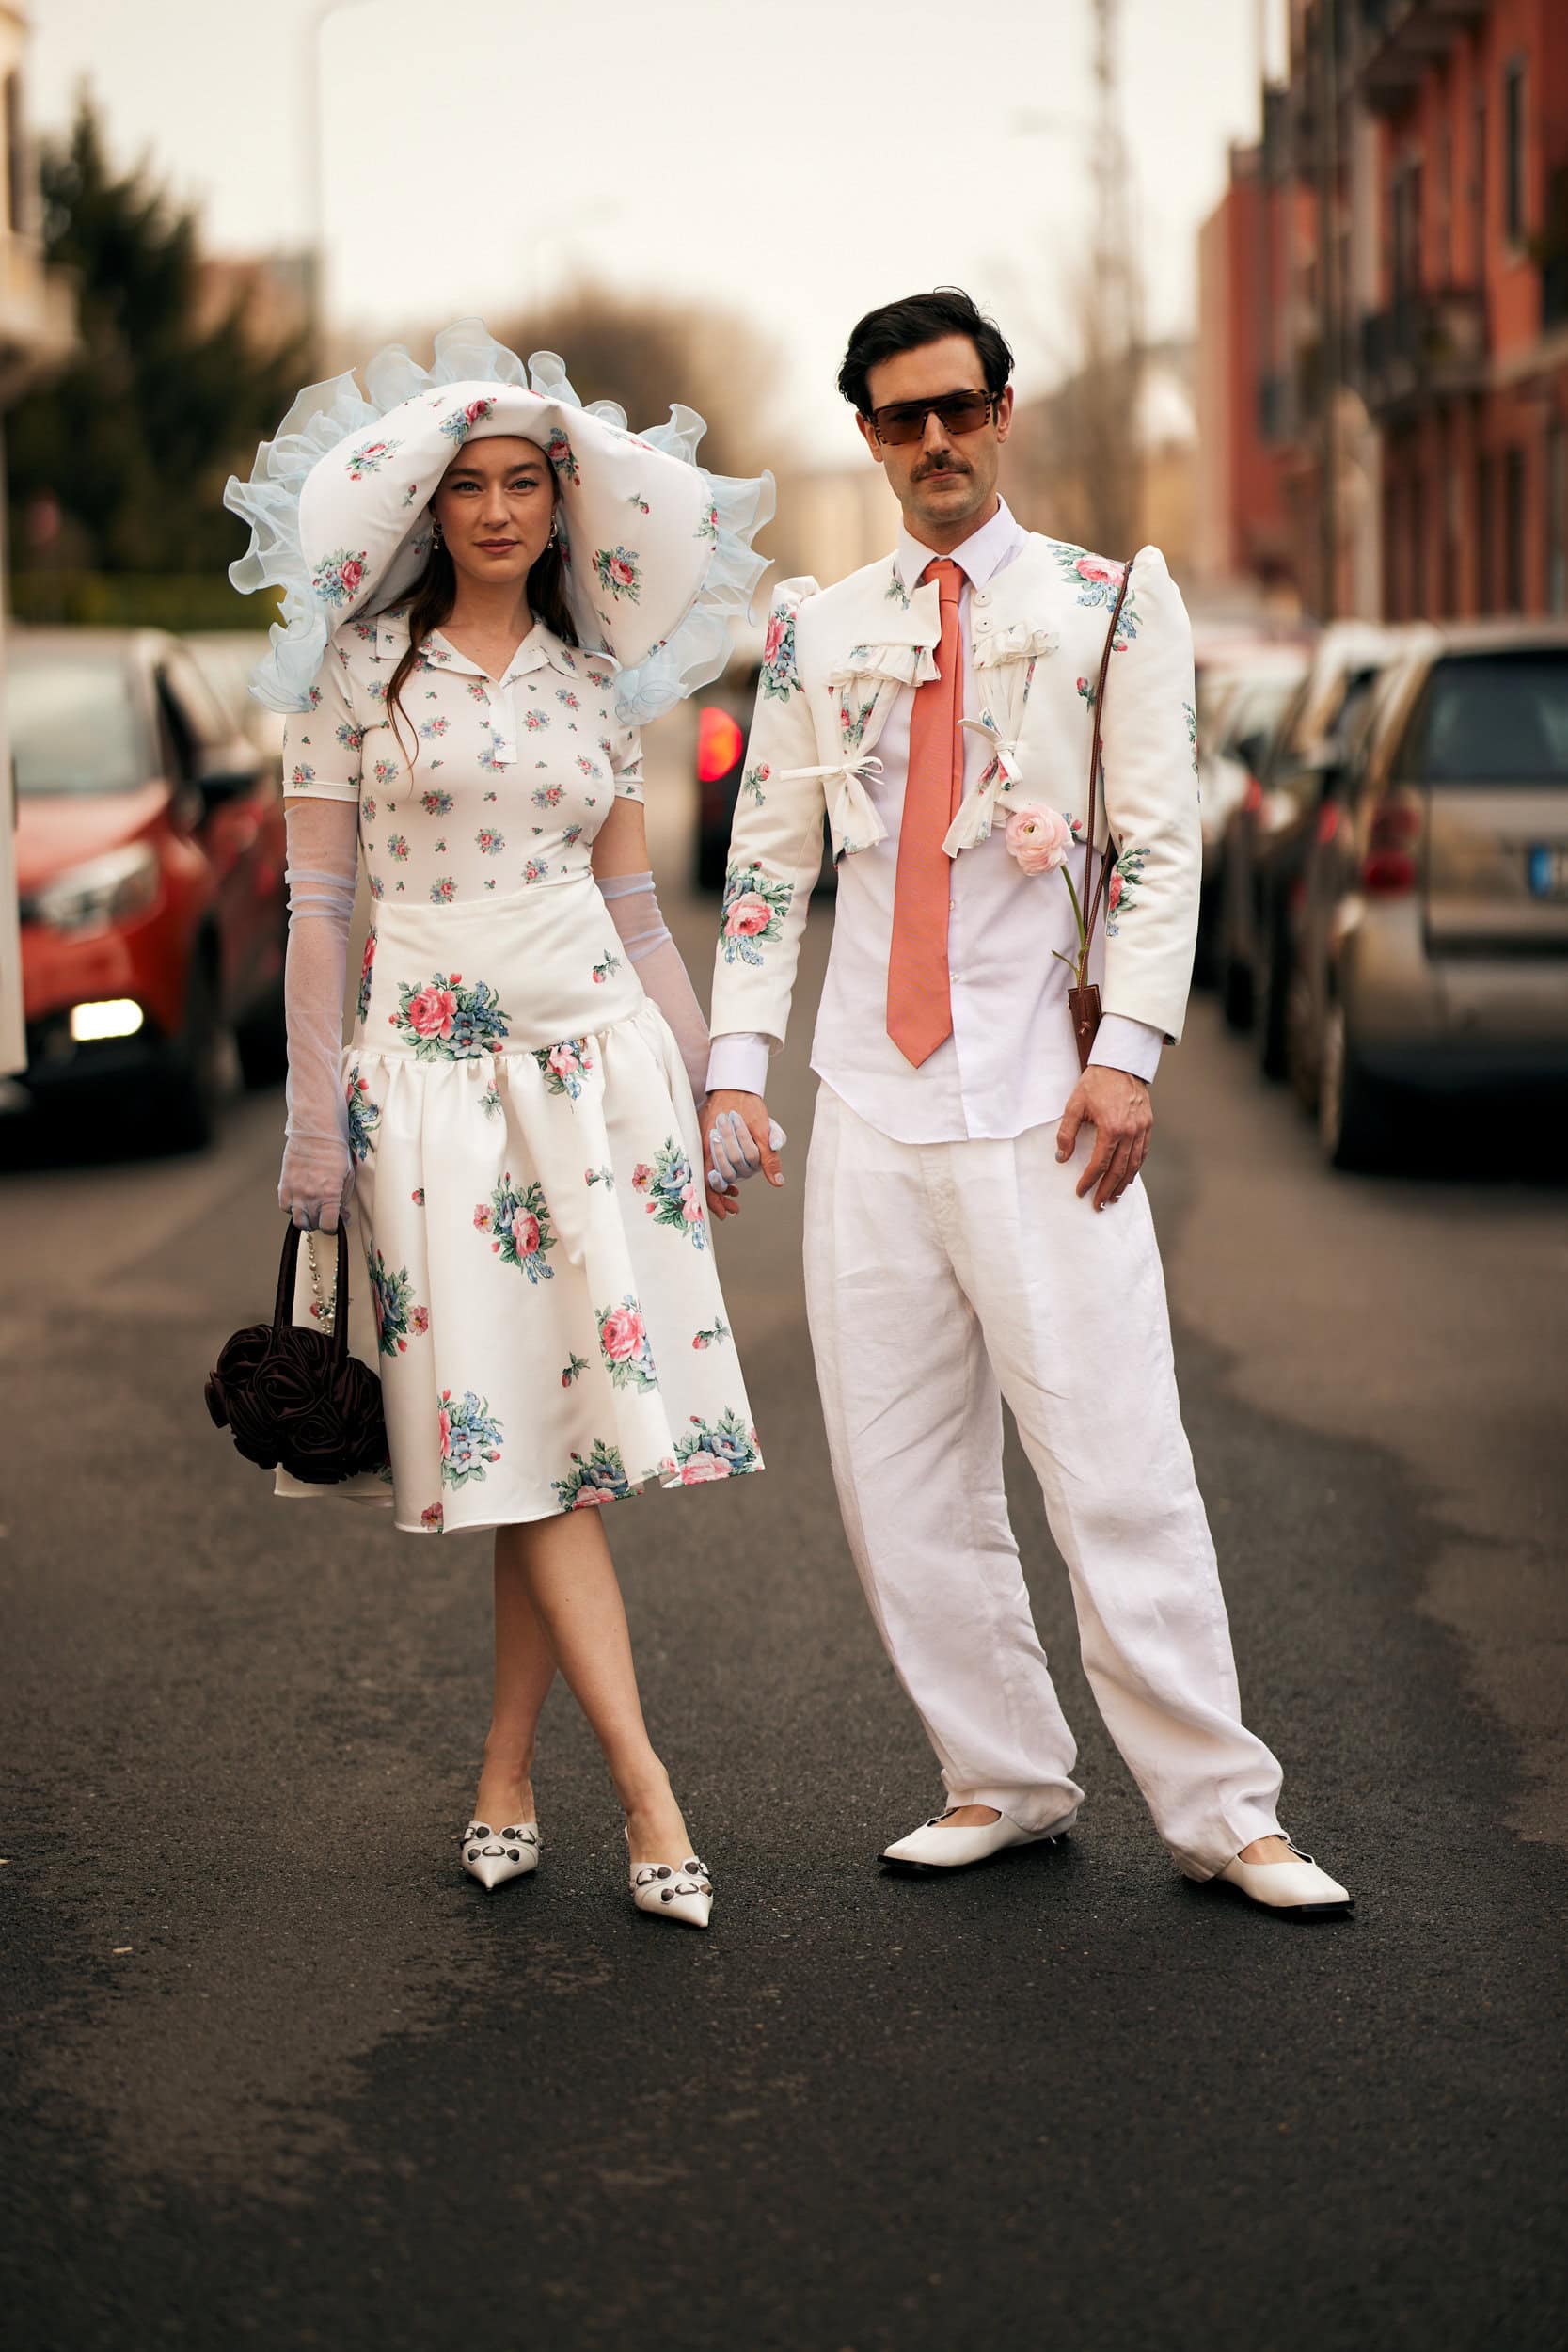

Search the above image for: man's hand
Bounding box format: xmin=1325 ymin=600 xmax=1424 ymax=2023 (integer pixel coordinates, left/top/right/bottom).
xmin=1055 ymin=1066 xmax=1153 ymax=1211
xmin=699 ymin=1090 xmax=784 ymax=1221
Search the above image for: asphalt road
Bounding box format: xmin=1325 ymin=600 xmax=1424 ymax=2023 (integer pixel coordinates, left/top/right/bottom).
xmin=3 ymin=796 xmax=1566 ymax=2351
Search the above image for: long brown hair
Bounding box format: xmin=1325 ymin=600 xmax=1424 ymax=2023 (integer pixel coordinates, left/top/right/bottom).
xmin=385 ymin=497 xmax=578 ymax=765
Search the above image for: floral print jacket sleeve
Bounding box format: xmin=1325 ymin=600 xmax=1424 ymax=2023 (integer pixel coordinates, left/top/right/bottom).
xmin=1095 ymin=544 xmax=1201 ymax=1042
xmin=708 ymin=576 xmax=824 ymax=1052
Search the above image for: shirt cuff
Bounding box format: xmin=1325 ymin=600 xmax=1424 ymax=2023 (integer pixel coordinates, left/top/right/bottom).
xmin=705 ymin=1033 xmax=773 ymax=1099
xmin=1087 ymin=1012 xmax=1164 ymax=1084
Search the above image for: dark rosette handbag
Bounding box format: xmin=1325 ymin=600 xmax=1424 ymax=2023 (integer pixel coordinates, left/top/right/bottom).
xmin=205 ymin=1222 xmax=388 ymax=1485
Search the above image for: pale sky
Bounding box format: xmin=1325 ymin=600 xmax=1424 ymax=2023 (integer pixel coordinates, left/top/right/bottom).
xmin=32 ymin=0 xmax=1282 ymax=463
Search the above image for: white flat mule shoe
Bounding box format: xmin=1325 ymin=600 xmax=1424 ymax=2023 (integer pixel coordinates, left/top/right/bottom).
xmin=461 ymin=1820 xmax=540 ymax=1891
xmin=627 ymin=1839 xmax=713 ymax=1931
xmin=1213 ymin=1841 xmax=1352 ymax=1918
xmin=881 ymin=1808 xmax=1070 ymax=1872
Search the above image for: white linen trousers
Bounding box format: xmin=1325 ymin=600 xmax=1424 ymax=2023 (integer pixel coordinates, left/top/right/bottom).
xmin=802 ymin=1084 xmax=1285 ymax=1881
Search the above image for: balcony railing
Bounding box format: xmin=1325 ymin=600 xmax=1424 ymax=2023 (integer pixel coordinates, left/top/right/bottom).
xmin=1358 ymin=287 xmax=1488 ymax=412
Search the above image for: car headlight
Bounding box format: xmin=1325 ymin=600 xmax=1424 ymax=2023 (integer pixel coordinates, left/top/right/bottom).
xmin=29 ymin=844 xmax=161 ymax=933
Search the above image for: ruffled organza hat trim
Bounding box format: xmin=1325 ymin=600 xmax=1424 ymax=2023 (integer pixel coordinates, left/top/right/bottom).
xmin=223 ymin=319 xmax=773 ymax=726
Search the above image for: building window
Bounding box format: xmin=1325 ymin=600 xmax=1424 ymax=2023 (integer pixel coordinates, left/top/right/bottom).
xmin=1504 ymin=59 xmax=1527 ymax=248
xmin=1476 ymin=451 xmax=1496 ymax=613
xmin=1504 ymin=446 xmax=1527 ymax=612
xmin=1548 ymin=426 xmax=1567 ymax=616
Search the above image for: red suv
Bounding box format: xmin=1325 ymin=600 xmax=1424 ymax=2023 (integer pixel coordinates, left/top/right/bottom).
xmin=11 ymin=628 xmax=287 ymax=1147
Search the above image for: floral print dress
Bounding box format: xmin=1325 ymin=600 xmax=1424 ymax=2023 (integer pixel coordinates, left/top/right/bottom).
xmin=279 ymin=604 xmax=761 ymax=1534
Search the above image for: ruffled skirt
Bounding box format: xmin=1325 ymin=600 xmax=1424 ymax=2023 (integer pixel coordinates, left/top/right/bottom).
xmin=277 ymin=875 xmax=760 ymax=1534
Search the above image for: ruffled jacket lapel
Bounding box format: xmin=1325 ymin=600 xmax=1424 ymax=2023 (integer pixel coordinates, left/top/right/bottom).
xmin=787 ymin=557 xmax=942 ymax=861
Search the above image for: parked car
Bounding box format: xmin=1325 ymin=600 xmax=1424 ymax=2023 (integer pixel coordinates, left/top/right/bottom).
xmin=1285 ymin=621 xmax=1568 ymax=1168
xmin=1194 ymin=648 xmax=1310 ymax=985
xmin=11 ymin=628 xmax=288 ymax=1147
xmin=693 ymin=635 xmax=762 ymax=894
xmin=1216 ymin=621 xmax=1400 ymax=1073
xmin=188 ymin=629 xmax=289 ymax=767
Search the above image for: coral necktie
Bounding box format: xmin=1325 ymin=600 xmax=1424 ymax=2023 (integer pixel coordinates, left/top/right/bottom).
xmin=886 ymin=558 xmax=964 ymax=1065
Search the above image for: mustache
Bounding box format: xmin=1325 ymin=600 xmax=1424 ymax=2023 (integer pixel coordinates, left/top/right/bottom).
xmin=913 ymin=455 xmax=970 ymax=481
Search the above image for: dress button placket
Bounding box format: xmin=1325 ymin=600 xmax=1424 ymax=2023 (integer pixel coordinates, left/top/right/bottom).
xmin=486 ymin=681 xmax=517 ymax=770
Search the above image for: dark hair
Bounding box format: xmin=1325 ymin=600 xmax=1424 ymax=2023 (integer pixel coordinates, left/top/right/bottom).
xmin=837 ymin=287 xmax=1014 ymax=417
xmin=384 ymin=485 xmax=578 ymax=765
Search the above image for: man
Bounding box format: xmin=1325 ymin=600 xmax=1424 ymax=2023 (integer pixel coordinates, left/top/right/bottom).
xmin=700 ymin=289 xmax=1350 ymax=1918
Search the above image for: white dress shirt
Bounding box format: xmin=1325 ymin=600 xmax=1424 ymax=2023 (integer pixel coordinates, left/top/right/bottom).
xmin=706 ymin=499 xmax=1162 ymax=1139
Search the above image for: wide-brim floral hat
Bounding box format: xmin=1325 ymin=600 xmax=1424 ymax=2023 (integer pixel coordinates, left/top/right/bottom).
xmin=224 ymin=319 xmax=774 ymax=725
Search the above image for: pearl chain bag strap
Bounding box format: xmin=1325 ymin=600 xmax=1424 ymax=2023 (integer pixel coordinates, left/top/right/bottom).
xmin=1067 ymin=554 xmax=1135 ymax=1071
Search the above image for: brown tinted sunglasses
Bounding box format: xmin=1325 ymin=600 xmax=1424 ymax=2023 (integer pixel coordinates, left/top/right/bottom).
xmin=868 ymin=390 xmax=995 ymax=447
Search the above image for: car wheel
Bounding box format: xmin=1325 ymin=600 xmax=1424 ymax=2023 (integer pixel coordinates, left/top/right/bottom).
xmin=1318 ymin=1001 xmax=1395 ymax=1171
xmin=1221 ymin=953 xmax=1253 ymax=1031
xmin=1255 ymin=911 xmax=1291 ymax=1080
xmin=1284 ymin=962 xmax=1320 ymax=1112
xmin=235 ymin=985 xmax=289 ymax=1089
xmin=161 ymin=948 xmax=237 ymax=1152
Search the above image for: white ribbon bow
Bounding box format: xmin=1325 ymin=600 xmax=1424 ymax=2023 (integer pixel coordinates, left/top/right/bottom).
xmin=942 ymin=718 xmax=1023 ymax=857
xmin=779 ymin=755 xmax=888 ymax=858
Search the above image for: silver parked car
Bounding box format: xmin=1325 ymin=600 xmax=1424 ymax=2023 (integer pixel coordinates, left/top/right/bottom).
xmin=1286 ymin=621 xmax=1568 ymax=1168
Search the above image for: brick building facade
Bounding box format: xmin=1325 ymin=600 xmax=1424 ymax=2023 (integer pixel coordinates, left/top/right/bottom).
xmin=1197 ymin=0 xmax=1568 ymax=623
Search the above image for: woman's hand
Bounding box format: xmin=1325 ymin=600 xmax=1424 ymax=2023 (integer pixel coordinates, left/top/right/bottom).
xmin=279 ymin=1134 xmax=354 ymax=1231
xmin=700 ymin=1092 xmax=784 ymax=1220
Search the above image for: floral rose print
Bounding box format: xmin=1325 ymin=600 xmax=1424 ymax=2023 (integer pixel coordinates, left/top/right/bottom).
xmin=594 ymin=545 xmax=641 ymax=602
xmin=1057 ymin=545 xmax=1141 ymax=644
xmin=346 ymin=437 xmax=399 ymax=481
xmin=523 ymin=858 xmax=550 ymax=885
xmin=631 ymin=1136 xmax=706 ymax=1250
xmin=411 ymin=1187 xmax=425 ymax=1205
xmin=761 ymin=600 xmax=801 ymax=701
xmin=439 ymin=1387 xmax=504 ymax=1488
xmin=1105 ymin=843 xmax=1149 ymax=937
xmin=546 ymin=429 xmax=579 ymax=485
xmin=695 ymin=500 xmax=720 ymax=545
xmin=692 ymin=1317 xmax=731 ymax=1350
xmin=288 ymin=763 xmax=316 ymax=792
xmin=312 ymin=548 xmax=368 ymax=607
xmin=478 ymin=1172 xmax=557 ymax=1283
xmin=344 ymin=1068 xmax=380 ymax=1162
xmin=370 ymin=1251 xmax=424 ymax=1357
xmin=1183 ymin=699 xmax=1198 ymax=774
xmin=373 ymin=759 xmax=400 ymax=787
xmin=534 ymin=1037 xmax=594 ymax=1101
xmin=420 ymin=788 xmax=454 ymax=816
xmin=586 ymin=667 xmax=612 ymax=690
xmin=553 ymin=1438 xmax=632 ymax=1512
xmin=597 ymin=1295 xmax=658 ymax=1392
xmin=561 ymin=1350 xmax=590 ymax=1389
xmin=363 ymin=797 xmax=378 ymax=824
xmin=673 ymin=1408 xmax=761 ymax=1482
xmin=740 ymin=762 xmax=769 ymax=809
xmin=337 ymin=720 xmax=363 ymax=752
xmin=356 ymin=929 xmax=376 ymax=1021
xmin=575 ymin=755 xmax=595 ymax=777
xmin=391 ymin=970 xmax=510 ymax=1058
xmin=719 ymin=863 xmax=792 ymax=966
xmin=420 ymin=1502 xmax=444 ymax=1532
xmin=556 ymin=690 xmax=579 ymax=710
xmin=420 ymin=716 xmax=450 ymax=740
xmin=585 ymin=1163 xmax=616 ymax=1192
xmin=476 ymin=828 xmax=505 ymax=855
xmin=386 ymin=834 xmax=410 ymax=862
xmin=480 ymin=1084 xmax=501 ymax=1117
xmin=884 ymin=564 xmax=912 ymax=610
xmin=531 ymin=784 xmax=564 ymax=808
xmin=429 ymin=877 xmax=456 ymax=904
xmin=439 ymin=396 xmax=496 ymax=445
xmin=523 ymin=709 xmax=549 ymax=734
xmin=592 ymin=949 xmax=622 ymax=985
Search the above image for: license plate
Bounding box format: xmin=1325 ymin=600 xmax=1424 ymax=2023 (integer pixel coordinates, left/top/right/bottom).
xmin=1527 ymin=844 xmax=1568 ymax=899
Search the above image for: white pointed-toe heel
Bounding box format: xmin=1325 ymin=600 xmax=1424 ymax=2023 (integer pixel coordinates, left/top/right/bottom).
xmin=626 ymin=1829 xmax=712 ymax=1931
xmin=460 ymin=1820 xmax=540 ymax=1891
xmin=1213 ymin=1839 xmax=1352 ymax=1918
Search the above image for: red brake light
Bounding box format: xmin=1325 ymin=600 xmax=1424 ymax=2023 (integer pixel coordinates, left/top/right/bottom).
xmin=1361 ymin=794 xmax=1421 ymax=894
xmin=1242 ymin=774 xmax=1263 ymax=815
xmin=1361 ymin=850 xmax=1417 ymax=895
xmin=696 ymin=707 xmax=743 ymax=784
xmin=1316 ymin=803 xmax=1340 ymax=847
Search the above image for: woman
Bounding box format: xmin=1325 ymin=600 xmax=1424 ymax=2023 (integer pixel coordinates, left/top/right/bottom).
xmin=225 ymin=326 xmax=773 ymax=1929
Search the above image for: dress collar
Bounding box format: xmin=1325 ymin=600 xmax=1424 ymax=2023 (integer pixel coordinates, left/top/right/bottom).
xmin=894 ymin=496 xmax=1026 ymax=597
xmin=372 ymin=605 xmax=583 ymax=687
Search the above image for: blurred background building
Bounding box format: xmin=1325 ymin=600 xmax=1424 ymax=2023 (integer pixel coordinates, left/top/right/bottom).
xmin=1196 ymin=0 xmax=1568 ymax=622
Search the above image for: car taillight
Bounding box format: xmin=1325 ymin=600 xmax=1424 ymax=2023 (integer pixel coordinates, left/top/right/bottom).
xmin=1242 ymin=774 xmax=1263 ymax=815
xmin=696 ymin=707 xmax=744 ymax=784
xmin=1316 ymin=803 xmax=1340 ymax=847
xmin=1361 ymin=796 xmax=1422 ymax=897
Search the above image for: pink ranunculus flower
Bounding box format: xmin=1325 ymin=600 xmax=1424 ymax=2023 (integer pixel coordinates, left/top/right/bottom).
xmin=1075 ymin=554 xmax=1124 ymax=587
xmin=724 ymin=891 xmax=770 ymax=939
xmin=406 ymin=984 xmax=457 ymax=1039
xmin=600 ymin=1306 xmax=645 ymax=1363
xmin=1004 ymin=803 xmax=1074 ymax=876
xmin=681 ymin=1453 xmax=729 ymax=1484
xmin=1109 ymin=870 xmax=1123 ymax=911
xmin=610 ymin=554 xmax=635 ymax=588
xmin=513 ymin=1211 xmax=541 ymax=1256
xmin=680 ymin=1183 xmax=703 ymax=1224
xmin=631 ymin=1162 xmax=654 ymax=1193
xmin=763 ymin=612 xmax=784 ymax=666
xmin=340 ymin=555 xmax=366 ymax=597
xmin=547 ymin=1041 xmax=581 ymax=1080
xmin=572 ymin=1486 xmax=610 ymax=1508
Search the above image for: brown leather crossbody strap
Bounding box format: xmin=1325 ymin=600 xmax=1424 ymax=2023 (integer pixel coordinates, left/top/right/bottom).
xmin=1080 ymin=555 xmax=1134 ymax=973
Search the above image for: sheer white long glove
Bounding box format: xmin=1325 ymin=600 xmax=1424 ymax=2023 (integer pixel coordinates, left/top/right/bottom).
xmin=280 ymin=797 xmax=359 ymax=1231
xmin=707 ymin=1108 xmax=787 ymax=1189
xmin=599 ymin=870 xmax=710 ymax=1104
